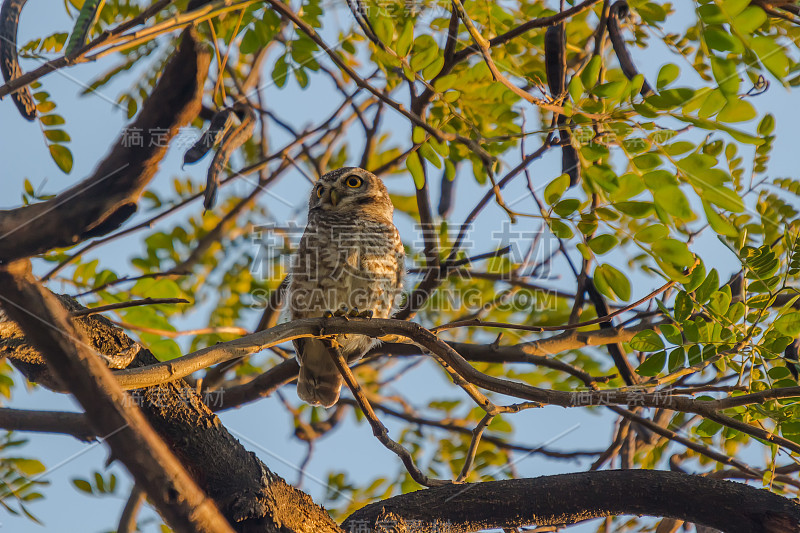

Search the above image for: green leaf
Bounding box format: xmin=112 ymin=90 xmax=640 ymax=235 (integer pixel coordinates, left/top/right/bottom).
xmin=758 ymin=114 xmax=775 ymax=136
xmin=661 ymin=324 xmax=683 ymax=345
xmin=704 ymin=27 xmax=742 ymax=53
xmin=709 ymin=290 xmax=731 ymax=316
xmin=717 ymin=99 xmax=756 ymax=123
xmin=549 ymin=219 xmax=573 ymax=239
xmin=94 ymin=472 xmax=106 ymax=493
xmin=637 ymin=350 xmax=667 ymax=376
xmin=703 ymin=201 xmax=738 ymax=237
xmin=752 ymin=36 xmax=789 ymax=79
xmin=410 ymin=35 xmax=439 ymax=72
xmin=395 ymin=21 xmax=414 ymax=57
xmin=727 ymin=301 xmax=745 ymax=323
xmin=633 ymin=153 xmax=662 ymax=170
xmin=588 ymin=234 xmax=618 ymax=255
xmin=36 ymin=101 xmax=56 ymax=113
xmin=775 ymin=313 xmax=800 ymax=337
xmin=654 ymin=186 xmax=693 ymax=220
xmin=630 ymin=330 xmax=665 ymax=352
xmin=49 ymin=144 xmax=73 ymax=173
xmin=694 ymin=268 xmax=719 ymax=304
xmin=71 ymin=479 xmax=92 ymax=494
xmin=656 ymin=63 xmax=679 ymax=90
xmin=553 ymin=198 xmax=580 ymax=216
xmin=544 ymin=174 xmax=570 ymax=204
xmin=581 ymin=56 xmax=602 ymax=88
xmin=700 ymin=185 xmax=744 ymax=212
xmin=652 ymin=239 xmax=694 ymax=268
xmin=710 ymin=57 xmax=740 ymax=96
xmin=695 ymin=419 xmax=722 ymax=437
xmin=406 ymin=152 xmax=425 ymax=190
xmin=39 ymin=114 xmax=65 ymax=126
xmin=615 ymin=201 xmax=654 ymax=218
xmin=272 ymin=55 xmax=289 ymax=87
xmin=683 ymin=261 xmax=706 ymax=293
xmin=668 ymin=347 xmax=686 ymax=371
xmin=594 ymin=264 xmax=631 ymax=301
xmin=635 ymin=224 xmax=668 ymax=243
xmin=781 ymin=421 xmax=800 ymax=435
xmin=732 ymin=6 xmax=766 ymax=34
xmin=43 ymin=129 xmax=71 ymax=143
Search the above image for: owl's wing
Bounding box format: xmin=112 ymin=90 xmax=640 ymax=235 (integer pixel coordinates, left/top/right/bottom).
xmin=293 ymin=338 xmax=343 ymax=408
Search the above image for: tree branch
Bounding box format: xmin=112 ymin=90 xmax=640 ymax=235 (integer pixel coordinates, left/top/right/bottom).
xmin=0 ymin=28 xmax=209 ymax=261
xmin=0 ymin=260 xmax=234 ymax=532
xmin=342 ymin=470 xmax=800 ymax=533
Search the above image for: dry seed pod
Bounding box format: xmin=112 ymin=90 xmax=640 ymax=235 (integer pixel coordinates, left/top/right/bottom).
xmin=203 ymin=105 xmax=256 ymax=210
xmin=545 ymin=23 xmax=580 ymax=186
xmin=438 ymin=169 xmax=456 ymax=218
xmin=785 ymin=338 xmax=799 ymax=381
xmin=544 ymin=24 xmax=566 ymax=97
xmin=607 ymin=0 xmax=654 ymax=97
xmin=0 ymin=0 xmax=36 ymax=121
xmin=586 ymin=281 xmax=638 ymax=385
xmin=183 ymin=107 xmax=234 ymax=166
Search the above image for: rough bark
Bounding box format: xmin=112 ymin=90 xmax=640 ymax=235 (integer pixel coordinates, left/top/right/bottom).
xmin=0 ymin=260 xmax=234 ymax=533
xmin=0 ymin=292 xmax=342 ymax=533
xmin=343 ymin=470 xmax=800 ymax=533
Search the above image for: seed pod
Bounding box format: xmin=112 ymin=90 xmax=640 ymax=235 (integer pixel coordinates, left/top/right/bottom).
xmin=607 ymin=0 xmax=654 ymax=97
xmin=545 ymin=23 xmax=580 ymax=186
xmin=0 ymin=0 xmax=36 ymax=121
xmin=586 ymin=280 xmax=638 ymax=386
xmin=183 ymin=107 xmax=234 ymax=166
xmin=65 ymin=0 xmax=106 ymax=58
xmin=544 ymin=24 xmax=566 ymax=97
xmin=438 ymin=169 xmax=456 ymax=218
xmin=785 ymin=338 xmax=799 ymax=381
xmin=204 ymin=105 xmax=256 ymax=210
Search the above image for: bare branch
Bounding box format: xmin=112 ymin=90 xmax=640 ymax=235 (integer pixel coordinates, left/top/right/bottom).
xmin=69 ymin=297 xmax=189 ymax=317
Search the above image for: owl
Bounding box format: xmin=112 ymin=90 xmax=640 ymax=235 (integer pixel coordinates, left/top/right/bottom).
xmin=288 ymin=167 xmax=405 ymax=407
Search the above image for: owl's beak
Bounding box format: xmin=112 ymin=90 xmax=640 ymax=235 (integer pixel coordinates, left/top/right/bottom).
xmin=329 ymin=189 xmax=340 ymax=207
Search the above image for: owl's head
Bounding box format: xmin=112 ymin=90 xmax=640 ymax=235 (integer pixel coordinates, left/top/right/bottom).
xmin=309 ymin=167 xmax=393 ymax=220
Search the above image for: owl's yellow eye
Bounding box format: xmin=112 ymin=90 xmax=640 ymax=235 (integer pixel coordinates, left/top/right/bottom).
xmin=346 ymin=176 xmax=363 ymax=188
xmin=315 ymin=185 xmax=323 ymax=198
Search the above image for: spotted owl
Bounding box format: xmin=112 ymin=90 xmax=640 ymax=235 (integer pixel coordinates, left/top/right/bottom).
xmin=288 ymin=167 xmax=405 ymax=407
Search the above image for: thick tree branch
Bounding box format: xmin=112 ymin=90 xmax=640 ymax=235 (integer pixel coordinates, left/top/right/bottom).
xmin=0 ymin=293 xmax=342 ymax=532
xmin=342 ymin=470 xmax=800 ymax=533
xmin=0 ymin=260 xmax=234 ymax=532
xmin=0 ymin=29 xmax=209 ymax=261
xmin=0 ymin=407 xmax=93 ymax=441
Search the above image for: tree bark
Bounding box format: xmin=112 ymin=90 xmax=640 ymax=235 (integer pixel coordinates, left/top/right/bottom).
xmin=0 ymin=260 xmax=234 ymax=533
xmin=0 ymin=291 xmax=342 ymax=533
xmin=343 ymin=470 xmax=800 ymax=533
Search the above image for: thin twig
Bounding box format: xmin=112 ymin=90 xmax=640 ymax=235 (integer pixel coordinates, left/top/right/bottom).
xmin=324 ymin=342 xmax=451 ymax=487
xmin=69 ymin=297 xmax=189 ymax=317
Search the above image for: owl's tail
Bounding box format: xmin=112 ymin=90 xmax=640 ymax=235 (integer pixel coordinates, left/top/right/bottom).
xmin=295 ymin=338 xmax=343 ymax=408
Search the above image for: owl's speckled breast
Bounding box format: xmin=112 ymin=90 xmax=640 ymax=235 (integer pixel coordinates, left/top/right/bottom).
xmin=289 ymin=210 xmax=405 ymax=323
